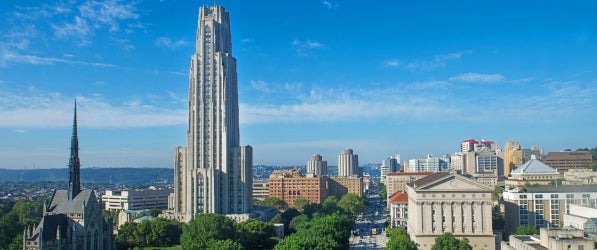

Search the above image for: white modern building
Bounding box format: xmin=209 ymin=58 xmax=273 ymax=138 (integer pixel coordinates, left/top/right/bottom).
xmin=380 ymin=155 xmax=400 ymax=184
xmin=338 ymin=148 xmax=359 ymax=177
xmin=168 ymin=5 xmax=252 ymax=222
xmin=407 ymin=154 xmax=447 ymax=172
xmin=102 ymin=188 xmax=172 ymax=212
xmin=307 ymin=154 xmax=328 ymax=177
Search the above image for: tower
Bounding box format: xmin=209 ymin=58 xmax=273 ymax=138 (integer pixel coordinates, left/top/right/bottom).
xmin=338 ymin=148 xmax=359 ymax=177
xmin=307 ymin=154 xmax=328 ymax=177
xmin=68 ymin=100 xmax=81 ymax=200
xmin=172 ymin=5 xmax=252 ymax=221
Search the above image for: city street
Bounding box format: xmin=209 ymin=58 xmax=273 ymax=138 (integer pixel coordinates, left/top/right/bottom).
xmin=350 ymin=185 xmax=388 ymax=249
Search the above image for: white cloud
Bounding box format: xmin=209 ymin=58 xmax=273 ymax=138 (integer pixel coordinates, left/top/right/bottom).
xmin=405 ymin=51 xmax=471 ymax=71
xmin=449 ymin=73 xmax=505 ymax=83
xmin=154 ymin=37 xmax=187 ymax=49
xmin=321 ymin=1 xmax=338 ymax=9
xmin=241 ymin=37 xmax=254 ymax=43
xmin=0 ymin=88 xmax=186 ymax=128
xmin=0 ymin=48 xmax=115 ymax=67
xmin=292 ymin=39 xmax=324 ymax=56
xmin=384 ymin=59 xmax=401 ymax=67
xmin=250 ymin=80 xmax=272 ymax=93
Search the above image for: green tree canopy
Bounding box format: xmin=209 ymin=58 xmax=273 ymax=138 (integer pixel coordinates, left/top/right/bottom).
xmin=337 ymin=193 xmax=365 ymax=217
xmin=235 ymin=219 xmax=276 ymax=250
xmin=321 ymin=196 xmax=339 ymax=214
xmin=293 ymin=198 xmax=310 ymax=211
xmin=181 ymin=213 xmax=236 ymax=249
xmin=255 ymin=197 xmax=288 ymax=211
xmin=431 ymin=232 xmax=472 ymax=250
xmin=206 ymin=239 xmax=243 ymax=250
xmin=386 ymin=227 xmax=418 ymax=250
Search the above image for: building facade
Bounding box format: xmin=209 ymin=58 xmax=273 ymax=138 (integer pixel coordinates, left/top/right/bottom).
xmin=252 ymin=179 xmax=269 ymax=200
xmin=389 ymin=192 xmax=408 ymax=229
xmin=502 ymin=184 xmax=597 ymax=235
xmin=385 ymin=172 xmax=433 ymax=206
xmin=543 ymin=151 xmax=593 ymax=173
xmin=380 ymin=156 xmax=400 ymax=184
xmin=338 ymin=148 xmax=359 ymax=177
xmin=504 ymin=141 xmax=524 ymax=177
xmin=407 ymin=172 xmax=495 ymax=250
xmin=307 ymin=154 xmax=327 ymax=177
xmin=328 ymin=176 xmax=363 ymax=198
xmin=169 ymin=6 xmax=252 ymax=222
xmin=23 ymin=103 xmax=115 ymax=250
xmin=268 ymin=169 xmax=328 ymax=208
xmin=102 ymin=188 xmax=172 ymax=212
xmin=505 ymin=155 xmax=561 ymax=189
xmin=407 ymin=155 xmax=447 ymax=172
xmin=502 ymin=227 xmax=594 ymax=250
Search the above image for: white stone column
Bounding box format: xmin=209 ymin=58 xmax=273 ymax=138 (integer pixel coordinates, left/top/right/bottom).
xmin=454 ymin=202 xmax=463 ymax=233
xmin=424 ymin=202 xmax=433 ymax=233
xmin=446 ymin=202 xmax=453 ymax=233
xmin=464 ymin=202 xmax=473 ymax=233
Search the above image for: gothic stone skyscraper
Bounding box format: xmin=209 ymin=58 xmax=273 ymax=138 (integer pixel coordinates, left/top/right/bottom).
xmin=171 ymin=6 xmax=253 ymax=222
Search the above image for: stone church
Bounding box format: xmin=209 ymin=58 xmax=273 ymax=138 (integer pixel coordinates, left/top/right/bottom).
xmin=23 ymin=102 xmax=115 ymax=250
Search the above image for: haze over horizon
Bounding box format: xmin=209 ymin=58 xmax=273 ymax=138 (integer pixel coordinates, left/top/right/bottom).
xmin=1 ymin=1 xmax=596 ymax=169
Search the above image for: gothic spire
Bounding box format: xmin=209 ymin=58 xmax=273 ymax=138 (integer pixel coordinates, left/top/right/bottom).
xmin=68 ymin=100 xmax=81 ymax=200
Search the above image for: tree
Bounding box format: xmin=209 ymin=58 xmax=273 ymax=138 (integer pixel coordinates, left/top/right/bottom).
xmin=491 ymin=185 xmax=502 ymax=201
xmin=180 ymin=214 xmax=236 ymax=249
xmin=206 ymin=239 xmax=243 ymax=250
xmin=386 ymin=227 xmax=418 ymax=250
xmin=150 ymin=218 xmax=182 ymax=246
xmin=321 ymin=196 xmax=339 ymax=214
xmin=255 ymin=197 xmax=288 ymax=211
xmin=431 ymin=232 xmax=472 ymax=250
xmin=293 ymin=198 xmax=310 ymax=211
xmin=337 ymin=193 xmax=365 ymax=217
xmin=379 ymin=183 xmax=387 ymax=202
xmin=513 ymin=225 xmax=537 ymax=235
xmin=235 ymin=219 xmax=276 ymax=250
xmin=289 ymin=214 xmax=309 ymax=232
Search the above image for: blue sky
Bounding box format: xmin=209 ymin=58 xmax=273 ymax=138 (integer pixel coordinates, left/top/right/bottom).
xmin=1 ymin=0 xmax=596 ymax=169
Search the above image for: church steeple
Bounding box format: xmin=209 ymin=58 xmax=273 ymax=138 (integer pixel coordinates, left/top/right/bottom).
xmin=68 ymin=100 xmax=81 ymax=200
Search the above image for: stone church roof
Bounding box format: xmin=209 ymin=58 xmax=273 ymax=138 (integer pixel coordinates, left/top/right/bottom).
xmin=511 ymin=156 xmax=557 ymax=174
xmin=47 ymin=189 xmax=96 ymax=214
xmin=31 ymin=213 xmax=69 ymax=242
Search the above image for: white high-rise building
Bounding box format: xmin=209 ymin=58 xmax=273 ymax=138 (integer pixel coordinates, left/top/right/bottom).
xmin=338 ymin=148 xmax=359 ymax=177
xmin=381 ymin=156 xmax=400 ymax=184
xmin=170 ymin=6 xmax=252 ymax=222
xmin=307 ymin=154 xmax=328 ymax=177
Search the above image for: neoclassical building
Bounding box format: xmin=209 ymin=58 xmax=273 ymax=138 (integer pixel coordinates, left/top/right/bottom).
xmin=407 ymin=171 xmax=495 ymax=250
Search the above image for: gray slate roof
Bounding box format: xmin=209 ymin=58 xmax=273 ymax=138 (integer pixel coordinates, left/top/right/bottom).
xmin=47 ymin=190 xmax=95 ymax=214
xmin=511 ymin=158 xmax=557 ymax=174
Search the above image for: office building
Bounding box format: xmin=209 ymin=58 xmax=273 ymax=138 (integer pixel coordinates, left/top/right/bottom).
xmin=338 ymin=148 xmax=359 ymax=176
xmin=252 ymin=179 xmax=269 ymax=200
xmin=24 ymin=103 xmax=115 ymax=250
xmin=168 ymin=6 xmax=252 ymax=222
xmin=407 ymin=171 xmax=495 ymax=250
xmin=502 ymin=227 xmax=594 ymax=250
xmin=504 ymin=141 xmax=524 ymax=177
xmin=380 ymin=156 xmax=400 ymax=184
xmin=307 ymin=154 xmax=327 ymax=177
xmin=543 ymin=151 xmax=593 ymax=173
xmin=328 ymin=176 xmax=364 ymax=198
xmin=385 ymin=172 xmax=433 ymax=206
xmin=102 ymin=188 xmax=172 ymax=212
xmin=268 ymin=169 xmax=328 ymax=208
xmin=407 ymin=155 xmax=447 ymax=172
xmin=502 ymin=184 xmax=597 ymax=235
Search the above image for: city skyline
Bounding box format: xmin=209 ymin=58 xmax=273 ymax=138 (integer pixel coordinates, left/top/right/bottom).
xmin=1 ymin=1 xmax=596 ymax=169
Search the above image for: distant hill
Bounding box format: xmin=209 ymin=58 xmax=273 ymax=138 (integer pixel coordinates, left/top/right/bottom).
xmin=0 ymin=168 xmax=173 ymax=185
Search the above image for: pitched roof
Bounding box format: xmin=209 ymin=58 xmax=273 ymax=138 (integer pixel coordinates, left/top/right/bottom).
xmin=511 ymin=157 xmax=557 ymax=174
xmin=387 ymin=171 xmax=434 ymax=176
xmin=388 ymin=192 xmax=408 ymax=203
xmin=47 ymin=190 xmax=95 ymax=214
xmin=407 ymin=171 xmax=451 ymax=188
